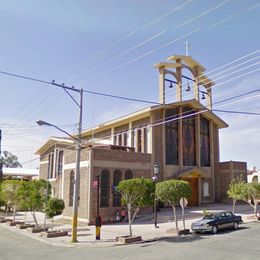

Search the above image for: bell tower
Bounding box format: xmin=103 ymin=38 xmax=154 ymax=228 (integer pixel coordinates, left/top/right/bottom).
xmin=154 ymin=55 xmax=214 ymax=109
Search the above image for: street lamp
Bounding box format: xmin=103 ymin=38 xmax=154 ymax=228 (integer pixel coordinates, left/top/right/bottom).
xmin=153 ymin=162 xmax=159 ymax=228
xmin=37 ymin=85 xmax=83 ymax=243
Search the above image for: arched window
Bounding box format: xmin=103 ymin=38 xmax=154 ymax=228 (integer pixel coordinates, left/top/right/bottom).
xmin=203 ymin=182 xmax=209 ymax=197
xmin=100 ymin=169 xmax=110 ymax=208
xmin=252 ymin=176 xmax=259 ymax=183
xmin=125 ymin=170 xmax=133 ymax=180
xmin=113 ymin=170 xmax=122 ymax=207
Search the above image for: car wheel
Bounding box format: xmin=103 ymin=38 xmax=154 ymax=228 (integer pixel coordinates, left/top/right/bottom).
xmin=212 ymin=225 xmax=218 ymax=234
xmin=233 ymin=222 xmax=238 ymax=230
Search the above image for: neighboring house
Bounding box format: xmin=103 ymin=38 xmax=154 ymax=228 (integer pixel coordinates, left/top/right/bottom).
xmin=36 ymin=55 xmax=234 ymax=223
xmin=247 ymin=166 xmax=260 ymax=183
xmin=2 ymin=167 xmax=39 ymax=180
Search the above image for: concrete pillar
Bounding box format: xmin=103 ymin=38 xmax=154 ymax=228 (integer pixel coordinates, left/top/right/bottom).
xmin=159 ymin=67 xmax=166 ymax=104
xmin=198 ymin=176 xmax=202 ymax=206
xmin=111 ymin=128 xmax=115 ymax=145
xmin=195 ymin=113 xmax=201 ymax=168
xmin=207 ymin=87 xmax=213 ymax=109
xmin=128 ymin=122 xmax=133 ymax=147
xmin=193 ymin=67 xmax=200 ymax=102
xmin=178 ymin=107 xmax=183 ymax=172
xmin=175 ymin=59 xmax=182 ymax=102
xmin=210 ymin=121 xmax=215 ymax=202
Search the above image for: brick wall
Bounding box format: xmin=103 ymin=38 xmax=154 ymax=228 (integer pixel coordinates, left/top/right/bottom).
xmin=219 ymin=161 xmax=247 ymax=201
xmin=64 ymin=149 xmax=89 ymax=164
xmin=93 ymin=148 xmax=151 ymax=163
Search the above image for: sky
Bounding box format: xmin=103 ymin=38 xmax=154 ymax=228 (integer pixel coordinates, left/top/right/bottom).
xmin=0 ymin=0 xmax=259 ymax=170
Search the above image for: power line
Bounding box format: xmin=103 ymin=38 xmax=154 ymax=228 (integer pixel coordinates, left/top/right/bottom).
xmin=57 ymin=0 xmax=193 ymax=80
xmin=0 ymin=69 xmax=160 ymax=105
xmin=213 ymin=109 xmax=260 ymax=116
xmin=65 ymin=0 xmax=230 ymax=83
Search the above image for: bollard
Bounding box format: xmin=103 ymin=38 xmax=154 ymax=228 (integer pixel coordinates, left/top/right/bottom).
xmin=95 ymin=216 xmax=102 ymax=240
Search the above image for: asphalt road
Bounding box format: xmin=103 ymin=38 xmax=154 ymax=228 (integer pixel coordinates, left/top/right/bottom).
xmin=0 ymin=222 xmax=259 ymax=260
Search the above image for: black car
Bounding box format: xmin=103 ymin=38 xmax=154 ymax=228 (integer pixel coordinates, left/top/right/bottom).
xmin=191 ymin=211 xmax=243 ymax=234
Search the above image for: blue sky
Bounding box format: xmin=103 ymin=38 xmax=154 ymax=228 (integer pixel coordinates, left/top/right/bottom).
xmin=0 ymin=0 xmax=259 ymax=169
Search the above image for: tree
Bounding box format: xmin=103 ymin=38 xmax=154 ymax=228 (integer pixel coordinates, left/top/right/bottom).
xmin=45 ymin=198 xmax=65 ymax=231
xmin=18 ymin=179 xmax=51 ymax=227
xmin=227 ymin=176 xmax=247 ymax=214
xmin=156 ymin=180 xmax=192 ymax=230
xmin=0 ymin=151 xmax=22 ymax=168
xmin=117 ymin=178 xmax=154 ymax=237
xmin=243 ymin=182 xmax=260 ymax=217
xmin=1 ymin=180 xmax=25 ymax=221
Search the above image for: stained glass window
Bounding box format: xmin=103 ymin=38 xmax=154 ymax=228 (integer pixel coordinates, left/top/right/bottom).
xmin=200 ymin=117 xmax=210 ymax=166
xmin=165 ymin=108 xmax=179 ymax=165
xmin=182 ymin=107 xmax=196 ymax=166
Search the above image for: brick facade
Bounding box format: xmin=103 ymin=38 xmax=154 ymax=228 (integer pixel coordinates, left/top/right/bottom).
xmin=219 ymin=161 xmax=247 ymax=201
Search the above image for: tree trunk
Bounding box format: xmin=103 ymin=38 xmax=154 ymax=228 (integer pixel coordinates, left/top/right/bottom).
xmin=31 ymin=211 xmax=38 ymax=228
xmin=232 ymin=199 xmax=236 ymax=214
xmin=127 ymin=204 xmax=132 ymax=237
xmin=172 ymin=206 xmax=178 ymax=230
xmin=13 ymin=207 xmax=15 ymax=222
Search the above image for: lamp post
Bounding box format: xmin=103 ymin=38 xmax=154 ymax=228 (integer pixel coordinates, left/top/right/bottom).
xmin=36 ymin=86 xmax=83 ymax=243
xmin=153 ymin=162 xmax=159 ymax=228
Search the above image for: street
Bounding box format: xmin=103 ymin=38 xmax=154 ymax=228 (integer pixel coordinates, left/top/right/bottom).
xmin=0 ymin=222 xmax=259 ymax=260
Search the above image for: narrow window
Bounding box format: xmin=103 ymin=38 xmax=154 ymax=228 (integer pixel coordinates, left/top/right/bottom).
xmin=100 ymin=169 xmax=110 ymax=208
xmin=69 ymin=170 xmax=74 ymax=207
xmin=203 ymin=182 xmax=209 ymax=197
xmin=200 ymin=117 xmax=210 ymax=166
xmin=58 ymin=150 xmax=63 ymax=176
xmin=183 ymin=107 xmax=196 ymax=166
xmin=125 ymin=169 xmax=133 ymax=180
xmin=165 ymin=109 xmax=179 ymax=165
xmin=137 ymin=129 xmax=142 ymax=152
xmin=113 ymin=170 xmax=122 ymax=207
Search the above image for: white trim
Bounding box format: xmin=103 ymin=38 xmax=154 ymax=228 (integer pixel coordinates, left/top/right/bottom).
xmin=63 ymin=160 xmax=89 ymax=170
xmin=40 ymin=161 xmax=48 ymax=165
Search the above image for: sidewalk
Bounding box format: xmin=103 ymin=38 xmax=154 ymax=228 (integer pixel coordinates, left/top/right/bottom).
xmin=0 ymin=203 xmax=258 ymax=248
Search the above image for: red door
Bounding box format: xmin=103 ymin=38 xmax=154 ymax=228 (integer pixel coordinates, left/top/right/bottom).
xmin=182 ymin=177 xmax=198 ymax=206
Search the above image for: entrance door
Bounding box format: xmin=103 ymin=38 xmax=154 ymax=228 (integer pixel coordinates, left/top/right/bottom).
xmin=182 ymin=177 xmax=198 ymax=206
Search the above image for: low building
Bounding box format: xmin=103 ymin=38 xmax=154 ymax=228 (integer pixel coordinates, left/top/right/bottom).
xmin=2 ymin=167 xmax=39 ymax=180
xmin=247 ymin=166 xmax=260 ymax=183
xmin=218 ymin=161 xmax=247 ymax=201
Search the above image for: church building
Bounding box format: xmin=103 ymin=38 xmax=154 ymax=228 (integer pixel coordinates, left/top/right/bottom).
xmin=36 ymin=55 xmax=229 ymax=224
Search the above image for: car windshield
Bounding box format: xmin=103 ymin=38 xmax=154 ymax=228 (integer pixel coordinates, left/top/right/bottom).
xmin=203 ymin=214 xmax=217 ymax=220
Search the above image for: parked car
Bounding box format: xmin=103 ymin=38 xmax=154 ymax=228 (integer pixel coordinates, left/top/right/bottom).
xmin=191 ymin=211 xmax=243 ymax=234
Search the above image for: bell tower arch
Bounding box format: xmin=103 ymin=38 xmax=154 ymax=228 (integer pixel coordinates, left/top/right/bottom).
xmin=154 ymin=55 xmax=214 ymax=109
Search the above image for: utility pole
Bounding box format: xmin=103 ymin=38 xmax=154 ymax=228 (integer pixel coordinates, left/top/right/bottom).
xmin=38 ymin=82 xmax=83 ymax=243
xmin=71 ymin=88 xmax=83 ymax=243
